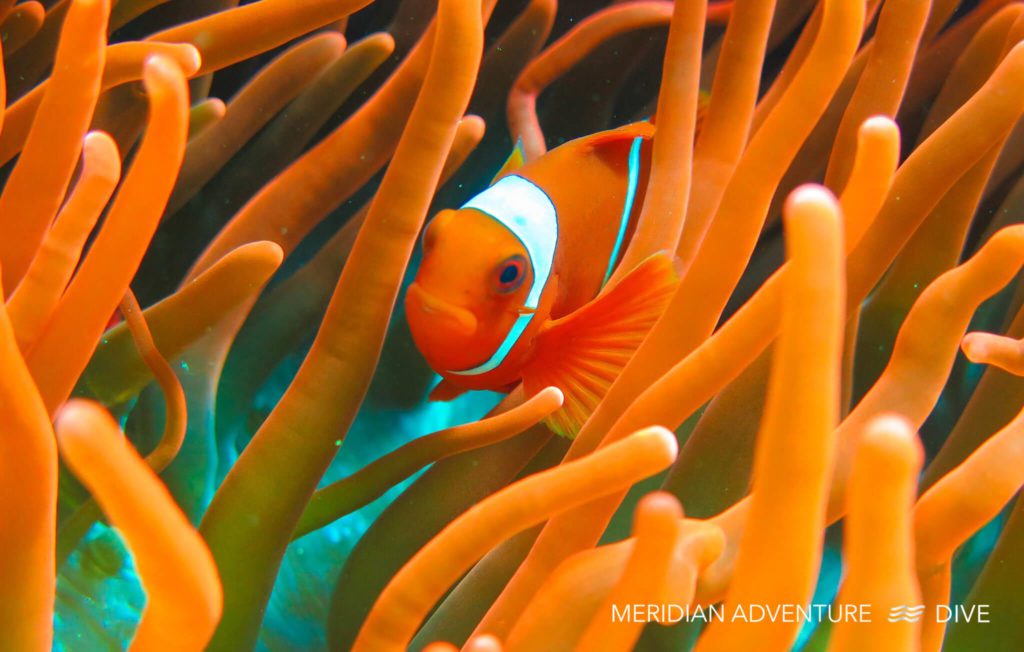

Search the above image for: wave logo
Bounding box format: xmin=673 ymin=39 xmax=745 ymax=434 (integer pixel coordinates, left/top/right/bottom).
xmin=888 ymin=605 xmax=927 ymax=622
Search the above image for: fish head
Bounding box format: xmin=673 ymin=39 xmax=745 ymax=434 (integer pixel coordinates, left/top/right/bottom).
xmin=406 ymin=207 xmax=536 ymax=376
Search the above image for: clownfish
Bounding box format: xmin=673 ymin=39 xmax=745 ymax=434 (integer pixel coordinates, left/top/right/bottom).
xmin=405 ymin=121 xmax=680 ymax=437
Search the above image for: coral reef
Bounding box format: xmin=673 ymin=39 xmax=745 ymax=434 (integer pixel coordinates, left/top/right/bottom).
xmin=0 ymin=0 xmax=1022 ymax=650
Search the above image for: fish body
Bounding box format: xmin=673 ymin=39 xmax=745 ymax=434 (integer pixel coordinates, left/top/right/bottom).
xmin=405 ymin=121 xmax=679 ymax=436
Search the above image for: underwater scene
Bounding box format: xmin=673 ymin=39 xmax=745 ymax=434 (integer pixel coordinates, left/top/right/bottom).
xmin=1 ymin=0 xmax=1024 ymax=649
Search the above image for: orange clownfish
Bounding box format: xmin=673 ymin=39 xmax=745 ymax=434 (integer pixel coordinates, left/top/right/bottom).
xmin=405 ymin=121 xmax=679 ymax=437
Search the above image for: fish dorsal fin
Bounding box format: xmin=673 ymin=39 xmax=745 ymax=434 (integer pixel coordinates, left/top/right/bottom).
xmin=429 ymin=377 xmax=468 ymax=402
xmin=583 ymin=123 xmax=655 ymax=180
xmin=520 ymin=254 xmax=680 ymax=438
xmin=491 ymin=138 xmax=526 ymax=184
xmin=585 ymin=121 xmax=655 ymax=152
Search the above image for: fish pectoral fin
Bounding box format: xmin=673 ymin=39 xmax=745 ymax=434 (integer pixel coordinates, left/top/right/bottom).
xmin=516 ymin=306 xmax=537 ymax=316
xmin=521 ymin=253 xmax=680 ymax=438
xmin=428 ymin=377 xmax=469 ymax=402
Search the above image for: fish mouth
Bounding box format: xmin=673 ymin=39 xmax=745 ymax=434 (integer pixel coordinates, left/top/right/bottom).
xmin=407 ymin=283 xmax=478 ymax=337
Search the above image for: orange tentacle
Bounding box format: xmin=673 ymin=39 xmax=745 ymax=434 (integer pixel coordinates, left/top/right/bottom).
xmin=294 ymin=387 xmax=563 ymax=539
xmin=216 ymin=114 xmax=483 ymax=434
xmin=919 ymin=7 xmax=1023 ymax=142
xmin=704 ymin=224 xmax=1024 ymax=603
xmin=924 ymin=302 xmax=1024 ymax=485
xmin=472 ymin=0 xmax=556 ymax=123
xmin=167 ymin=32 xmax=345 ymax=213
xmin=0 ymin=0 xmax=43 ymax=54
xmin=0 ymin=0 xmax=110 ymax=290
xmin=508 ymin=2 xmax=673 ymax=160
xmin=0 ymin=272 xmax=57 ymax=651
xmin=7 ymin=131 xmax=120 ymax=354
xmin=962 ymin=331 xmax=1024 ymax=375
xmin=465 ymin=634 xmax=504 ymax=652
xmin=845 ymin=43 xmax=1024 ymax=320
xmin=353 ymin=427 xmax=678 ymax=652
xmin=55 ymin=400 xmax=222 ymax=651
xmin=1 ymin=0 xmax=366 ymax=166
xmin=677 ymin=0 xmax=777 ymax=268
xmin=506 ymin=543 xmax=633 ymax=651
xmin=823 ymin=0 xmax=931 ymax=191
xmin=26 ymin=55 xmax=190 ymax=414
xmin=664 ymin=0 xmax=861 ymax=355
xmin=119 ymin=290 xmax=188 ymax=474
xmin=0 ymin=41 xmax=200 ymax=167
xmin=187 ymin=98 xmax=227 ymax=139
xmin=54 ymin=287 xmax=192 ymax=562
xmin=205 ymin=32 xmax=395 ymax=215
xmin=479 ymin=114 xmax=886 ymax=646
xmin=574 ymin=492 xmax=683 ymax=651
xmin=146 ymin=0 xmax=372 ymax=76
xmin=110 ymin=0 xmax=171 ymax=32
xmin=748 ymin=4 xmax=820 ymax=134
xmin=900 ymin=0 xmax=1017 ymax=131
xmin=915 ymin=398 xmax=1024 ymax=650
xmin=611 ymin=0 xmax=704 ymax=278
xmin=185 ymin=24 xmax=434 ymax=279
xmin=4 ymin=0 xmax=70 ymax=96
xmin=197 ymin=0 xmax=483 ymax=647
xmin=856 ymin=142 xmax=1007 ymax=394
xmin=82 ymin=241 xmax=283 ymax=406
xmin=695 ymin=186 xmax=845 ymax=651
xmin=851 ymin=11 xmax=1024 ymax=389
xmin=830 ymin=416 xmax=923 ymax=652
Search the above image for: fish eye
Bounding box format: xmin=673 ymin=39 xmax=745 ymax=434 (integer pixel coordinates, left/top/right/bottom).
xmin=492 ymin=255 xmax=528 ymax=294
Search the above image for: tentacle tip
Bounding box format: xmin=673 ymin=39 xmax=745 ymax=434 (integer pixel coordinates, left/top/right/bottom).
xmin=84 ymin=130 xmax=114 ymax=146
xmin=460 ymin=114 xmax=487 ymax=138
xmin=151 ymin=44 xmax=202 ymax=78
xmin=54 ymin=399 xmax=99 ymax=446
xmin=688 ymin=521 xmax=727 ymax=569
xmin=988 ymin=225 xmax=1024 ymax=256
xmin=322 ymin=30 xmax=348 ymax=54
xmin=862 ymin=413 xmax=922 ymax=466
xmin=960 ymin=332 xmax=987 ymax=362
xmin=860 ymin=114 xmax=899 ymax=136
xmin=864 ymin=412 xmax=913 ymax=438
xmin=143 ymin=52 xmax=189 ymax=86
xmin=83 ymin=130 xmax=119 ymax=157
xmin=465 ymin=634 xmax=503 ymax=652
xmin=787 ymin=184 xmax=839 ymax=211
xmin=783 ymin=184 xmax=842 ymax=235
xmin=55 ymin=397 xmax=89 ymax=423
xmin=258 ymin=240 xmax=286 ymax=267
xmin=540 ymin=386 xmax=564 ymax=408
xmin=362 ymin=31 xmax=396 ymax=56
xmin=206 ymin=98 xmax=227 ymax=115
xmin=634 ymin=425 xmax=679 ymax=462
xmin=637 ymin=490 xmax=684 ymax=521
xmin=184 ymin=45 xmax=203 ymax=76
xmin=234 ymin=240 xmax=286 ymax=272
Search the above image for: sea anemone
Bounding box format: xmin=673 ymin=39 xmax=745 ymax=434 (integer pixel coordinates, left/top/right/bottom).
xmin=0 ymin=0 xmax=1022 ymax=650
